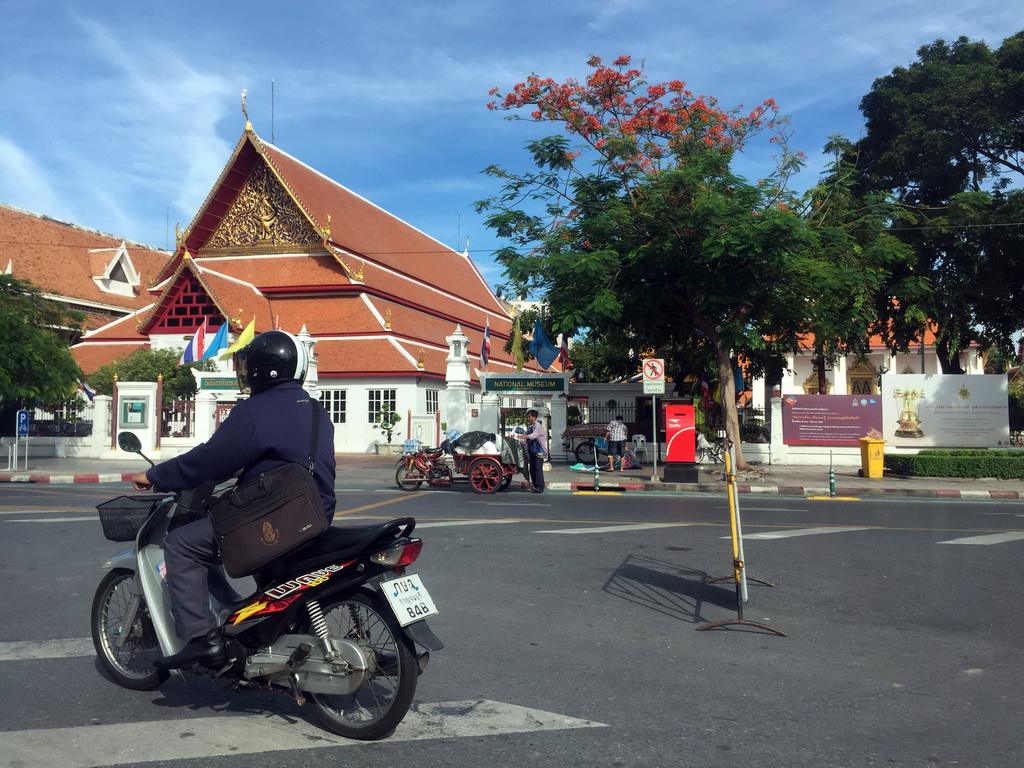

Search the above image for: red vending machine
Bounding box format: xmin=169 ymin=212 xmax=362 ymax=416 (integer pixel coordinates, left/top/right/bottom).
xmin=663 ymin=403 xmax=698 ymax=483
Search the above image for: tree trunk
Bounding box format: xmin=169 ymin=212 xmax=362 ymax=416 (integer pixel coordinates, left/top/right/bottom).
xmin=934 ymin=336 xmax=966 ymax=374
xmin=715 ymin=344 xmax=749 ymax=471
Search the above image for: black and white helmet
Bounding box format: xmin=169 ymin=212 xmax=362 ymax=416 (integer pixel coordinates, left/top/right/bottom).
xmin=235 ymin=330 xmax=308 ymax=393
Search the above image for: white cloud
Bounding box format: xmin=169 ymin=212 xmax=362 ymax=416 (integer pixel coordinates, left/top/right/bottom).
xmin=0 ymin=136 xmax=65 ymax=218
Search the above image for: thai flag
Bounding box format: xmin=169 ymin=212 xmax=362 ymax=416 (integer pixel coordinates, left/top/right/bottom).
xmin=77 ymin=378 xmax=96 ymax=401
xmin=178 ymin=319 xmax=207 ymax=365
xmin=200 ymin=321 xmax=229 ymax=362
xmin=558 ymin=334 xmax=571 ymax=370
xmin=700 ymin=374 xmax=715 ymax=407
xmin=480 ymin=321 xmax=491 ymax=368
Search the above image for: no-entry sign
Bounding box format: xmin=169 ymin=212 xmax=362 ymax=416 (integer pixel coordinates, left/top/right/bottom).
xmin=643 ymin=358 xmax=665 ymax=394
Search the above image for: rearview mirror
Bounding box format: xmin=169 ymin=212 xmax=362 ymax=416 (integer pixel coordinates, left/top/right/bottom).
xmin=118 ymin=432 xmax=143 ymax=453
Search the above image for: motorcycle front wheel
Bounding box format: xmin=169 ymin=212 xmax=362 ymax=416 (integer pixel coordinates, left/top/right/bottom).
xmin=395 ymin=461 xmax=424 ymax=491
xmin=304 ymin=589 xmax=417 ymax=740
xmin=91 ymin=568 xmax=169 ymax=691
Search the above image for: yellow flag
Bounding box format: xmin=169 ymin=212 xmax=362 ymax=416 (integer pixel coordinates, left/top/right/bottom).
xmin=512 ymin=316 xmax=524 ymax=372
xmin=219 ymin=317 xmax=256 ymax=360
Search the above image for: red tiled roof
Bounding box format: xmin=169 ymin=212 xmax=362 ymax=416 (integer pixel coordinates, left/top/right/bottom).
xmin=0 ymin=203 xmax=169 ymax=317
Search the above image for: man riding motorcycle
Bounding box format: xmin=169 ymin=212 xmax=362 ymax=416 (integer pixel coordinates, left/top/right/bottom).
xmin=130 ymin=330 xmax=336 ymax=669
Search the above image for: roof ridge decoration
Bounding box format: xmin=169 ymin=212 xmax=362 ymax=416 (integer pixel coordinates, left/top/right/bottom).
xmin=322 ymin=215 xmax=364 ymax=283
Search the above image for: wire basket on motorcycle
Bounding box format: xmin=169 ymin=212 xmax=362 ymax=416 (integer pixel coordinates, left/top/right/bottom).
xmin=97 ymin=495 xmax=166 ymax=542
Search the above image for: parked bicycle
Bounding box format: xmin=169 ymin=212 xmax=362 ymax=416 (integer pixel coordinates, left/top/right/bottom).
xmin=696 ymin=433 xmax=725 ymax=464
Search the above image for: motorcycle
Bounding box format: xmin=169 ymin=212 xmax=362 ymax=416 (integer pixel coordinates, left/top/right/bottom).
xmin=90 ymin=432 xmax=442 ymax=740
xmin=395 ymin=445 xmax=454 ymax=490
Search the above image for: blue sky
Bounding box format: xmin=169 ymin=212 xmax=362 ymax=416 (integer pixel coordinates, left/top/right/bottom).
xmin=1 ymin=0 xmax=1020 ymax=290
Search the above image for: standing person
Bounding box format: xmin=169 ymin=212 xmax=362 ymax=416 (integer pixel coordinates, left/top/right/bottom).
xmin=520 ymin=409 xmax=547 ymax=493
xmin=606 ymin=414 xmax=627 ymax=471
xmin=130 ymin=330 xmax=336 ymax=669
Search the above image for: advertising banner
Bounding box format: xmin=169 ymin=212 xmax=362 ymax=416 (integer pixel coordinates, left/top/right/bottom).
xmin=782 ymin=394 xmax=883 ymax=446
xmin=880 ymin=374 xmax=1010 ymax=448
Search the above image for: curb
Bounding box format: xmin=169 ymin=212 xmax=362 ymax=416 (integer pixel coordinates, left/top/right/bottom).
xmin=0 ymin=473 xmax=135 ymax=484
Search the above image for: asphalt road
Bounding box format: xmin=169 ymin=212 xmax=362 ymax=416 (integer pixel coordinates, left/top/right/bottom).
xmin=1 ymin=483 xmax=1022 ymax=768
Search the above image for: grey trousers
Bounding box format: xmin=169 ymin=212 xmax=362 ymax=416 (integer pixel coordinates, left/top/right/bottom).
xmin=163 ymin=516 xmax=220 ymax=640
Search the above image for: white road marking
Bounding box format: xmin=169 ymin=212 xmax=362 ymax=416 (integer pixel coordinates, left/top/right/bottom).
xmin=536 ymin=523 xmax=694 ymax=534
xmin=0 ymin=509 xmax=93 ymax=515
xmin=6 ymin=517 xmax=94 ymax=523
xmin=937 ymin=532 xmax=1024 ymax=545
xmin=466 ymin=502 xmax=551 ymax=507
xmin=0 ymin=638 xmax=94 ymax=661
xmin=730 ymin=526 xmax=871 ymax=540
xmin=415 ymin=519 xmax=523 ymax=527
xmin=0 ymin=699 xmax=607 ymax=767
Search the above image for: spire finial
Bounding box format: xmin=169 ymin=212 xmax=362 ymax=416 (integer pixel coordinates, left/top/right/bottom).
xmin=241 ymin=89 xmax=252 ymax=131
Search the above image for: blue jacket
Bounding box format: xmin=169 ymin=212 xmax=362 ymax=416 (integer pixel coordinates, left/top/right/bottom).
xmin=148 ymin=381 xmax=336 ymax=521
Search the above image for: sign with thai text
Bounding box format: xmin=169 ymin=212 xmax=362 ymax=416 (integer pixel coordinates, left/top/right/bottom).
xmin=782 ymin=394 xmax=883 ymax=446
xmin=199 ymin=376 xmax=240 ymax=391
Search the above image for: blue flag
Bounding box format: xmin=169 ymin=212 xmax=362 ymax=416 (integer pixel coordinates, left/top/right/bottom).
xmin=200 ymin=321 xmax=230 ymax=361
xmin=529 ymin=319 xmax=559 ymax=371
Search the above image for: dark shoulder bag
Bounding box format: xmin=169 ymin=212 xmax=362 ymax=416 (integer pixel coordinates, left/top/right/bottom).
xmin=211 ymin=400 xmax=329 ymax=578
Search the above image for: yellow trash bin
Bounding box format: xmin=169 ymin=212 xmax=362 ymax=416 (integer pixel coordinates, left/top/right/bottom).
xmin=859 ymin=437 xmax=885 ymax=478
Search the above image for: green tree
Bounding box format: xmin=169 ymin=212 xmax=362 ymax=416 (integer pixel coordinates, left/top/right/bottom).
xmin=853 ymin=32 xmax=1024 ymax=371
xmin=89 ymin=348 xmax=207 ymax=400
xmin=476 ymin=56 xmax=906 ymax=468
xmin=0 ymin=274 xmax=85 ymax=404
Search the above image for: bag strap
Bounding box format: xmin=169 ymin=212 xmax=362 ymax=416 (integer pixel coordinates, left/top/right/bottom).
xmin=308 ymin=398 xmax=319 ymax=475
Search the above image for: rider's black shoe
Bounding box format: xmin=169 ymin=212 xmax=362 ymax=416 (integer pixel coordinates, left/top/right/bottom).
xmin=154 ymin=628 xmax=226 ymax=669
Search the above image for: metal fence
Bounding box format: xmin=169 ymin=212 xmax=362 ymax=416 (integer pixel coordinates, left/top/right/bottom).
xmin=30 ymin=400 xmax=95 ymax=436
xmin=161 ymin=399 xmax=195 ymax=438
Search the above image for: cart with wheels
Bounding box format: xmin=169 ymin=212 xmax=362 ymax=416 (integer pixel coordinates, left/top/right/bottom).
xmin=449 ymin=431 xmax=529 ymax=494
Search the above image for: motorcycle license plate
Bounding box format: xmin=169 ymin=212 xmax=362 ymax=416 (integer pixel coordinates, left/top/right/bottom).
xmin=380 ymin=574 xmax=439 ymax=626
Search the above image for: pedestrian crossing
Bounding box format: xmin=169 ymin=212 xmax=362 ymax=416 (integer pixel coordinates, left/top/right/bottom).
xmin=0 ymin=698 xmax=606 ymax=768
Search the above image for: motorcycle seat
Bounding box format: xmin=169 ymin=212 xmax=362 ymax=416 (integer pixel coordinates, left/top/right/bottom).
xmin=256 ymin=517 xmax=416 ymax=586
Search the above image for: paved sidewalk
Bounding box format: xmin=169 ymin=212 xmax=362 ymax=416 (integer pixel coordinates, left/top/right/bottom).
xmin=1 ymin=452 xmax=1021 ymax=500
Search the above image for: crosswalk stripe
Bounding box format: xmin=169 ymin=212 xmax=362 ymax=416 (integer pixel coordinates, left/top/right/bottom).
xmin=733 ymin=526 xmax=871 ymax=540
xmin=0 ymin=638 xmax=94 ymax=661
xmin=937 ymin=532 xmax=1024 ymax=545
xmin=0 ymin=699 xmax=607 ymax=767
xmin=536 ymin=523 xmax=694 ymax=534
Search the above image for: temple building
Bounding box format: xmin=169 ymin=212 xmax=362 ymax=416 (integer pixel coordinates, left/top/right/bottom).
xmin=71 ymin=123 xmax=516 ymax=452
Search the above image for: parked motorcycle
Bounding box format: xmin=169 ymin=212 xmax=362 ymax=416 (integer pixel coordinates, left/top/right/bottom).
xmin=395 ymin=445 xmax=454 ymax=490
xmin=91 ymin=432 xmax=442 ymax=740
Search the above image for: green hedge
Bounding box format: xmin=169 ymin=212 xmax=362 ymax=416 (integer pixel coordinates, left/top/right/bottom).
xmin=884 ymin=449 xmax=1024 ymax=479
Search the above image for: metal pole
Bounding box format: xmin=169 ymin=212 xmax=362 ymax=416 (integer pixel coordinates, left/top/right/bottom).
xmin=650 ymin=394 xmax=659 ymax=482
xmin=829 ymin=450 xmax=836 ymax=498
xmin=726 ymin=441 xmax=749 ymax=602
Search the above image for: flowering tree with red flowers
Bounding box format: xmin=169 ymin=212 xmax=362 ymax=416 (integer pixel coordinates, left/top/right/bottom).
xmin=476 ymin=55 xmax=884 ymax=469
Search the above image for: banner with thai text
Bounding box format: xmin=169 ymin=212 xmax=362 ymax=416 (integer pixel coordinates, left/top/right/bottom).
xmin=782 ymin=394 xmax=883 ymax=446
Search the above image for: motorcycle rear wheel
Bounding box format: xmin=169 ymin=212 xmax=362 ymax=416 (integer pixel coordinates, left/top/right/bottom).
xmin=304 ymin=589 xmax=417 ymax=740
xmin=91 ymin=568 xmax=169 ymax=691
